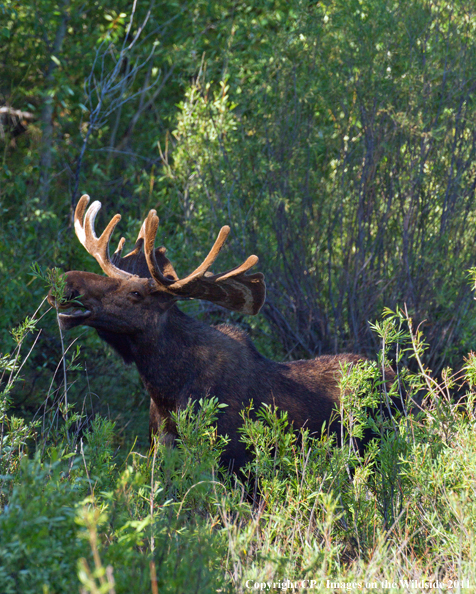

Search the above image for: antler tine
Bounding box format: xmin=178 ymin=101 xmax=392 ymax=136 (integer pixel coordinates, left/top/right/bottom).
xmin=121 ymin=217 xmax=146 ymax=253
xmin=143 ymin=210 xmax=175 ymax=287
xmin=162 ymin=226 xmax=264 ymax=314
xmin=169 ymin=226 xmax=230 ymax=289
xmin=111 ymin=237 xmax=126 ymax=266
xmin=119 ymin=218 xmax=146 ymax=260
xmin=74 ymin=194 xmax=133 ymax=279
xmin=137 ymin=218 xmax=147 ymax=242
xmin=212 ymin=255 xmax=259 ymax=282
xmin=113 ymin=237 xmax=126 ymax=257
xmin=73 ymin=194 xmax=92 ymax=247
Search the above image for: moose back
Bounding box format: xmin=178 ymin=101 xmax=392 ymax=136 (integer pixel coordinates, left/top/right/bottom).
xmin=49 ymin=195 xmax=371 ymax=471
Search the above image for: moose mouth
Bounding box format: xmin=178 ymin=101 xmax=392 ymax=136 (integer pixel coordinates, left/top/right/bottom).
xmin=57 ymin=306 xmax=92 ymax=328
xmin=47 ymin=290 xmax=93 ymax=328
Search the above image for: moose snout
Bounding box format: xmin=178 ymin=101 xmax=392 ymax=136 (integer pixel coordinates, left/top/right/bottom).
xmin=47 ymin=291 xmax=56 ymax=307
xmin=47 ymin=280 xmax=80 ymax=308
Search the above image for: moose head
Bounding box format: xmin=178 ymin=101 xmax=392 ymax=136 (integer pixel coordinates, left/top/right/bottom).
xmin=49 ymin=195 xmax=266 ymax=335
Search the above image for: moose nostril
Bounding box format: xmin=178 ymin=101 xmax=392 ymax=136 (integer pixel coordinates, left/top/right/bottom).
xmin=63 ymin=288 xmax=79 ymax=301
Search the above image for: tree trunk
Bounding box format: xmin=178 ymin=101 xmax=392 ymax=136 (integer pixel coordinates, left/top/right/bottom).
xmin=39 ymin=0 xmax=71 ymax=204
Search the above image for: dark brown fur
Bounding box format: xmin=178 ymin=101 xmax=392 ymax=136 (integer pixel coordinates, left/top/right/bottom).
xmin=49 ymin=270 xmax=366 ymax=472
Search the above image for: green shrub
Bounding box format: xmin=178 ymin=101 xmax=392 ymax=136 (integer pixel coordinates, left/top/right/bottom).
xmin=0 ymin=453 xmax=88 ymax=594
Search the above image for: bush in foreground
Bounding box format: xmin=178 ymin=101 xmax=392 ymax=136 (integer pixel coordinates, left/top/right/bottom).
xmin=1 ymin=305 xmax=476 ymax=592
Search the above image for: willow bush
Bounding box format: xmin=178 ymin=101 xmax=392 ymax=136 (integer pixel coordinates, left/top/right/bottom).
xmin=1 ymin=304 xmax=476 ymax=592
xmin=161 ymin=0 xmax=476 ymax=370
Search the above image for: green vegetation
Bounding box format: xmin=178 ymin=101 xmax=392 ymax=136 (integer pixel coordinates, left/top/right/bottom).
xmin=2 ymin=0 xmax=476 ymax=590
xmin=2 ymin=305 xmax=476 ymax=592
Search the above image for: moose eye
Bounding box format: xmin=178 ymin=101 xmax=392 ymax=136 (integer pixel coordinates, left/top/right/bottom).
xmin=129 ymin=291 xmax=142 ymax=299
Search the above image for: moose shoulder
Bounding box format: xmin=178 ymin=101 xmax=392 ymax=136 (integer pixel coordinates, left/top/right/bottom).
xmin=48 ymin=195 xmax=379 ymax=471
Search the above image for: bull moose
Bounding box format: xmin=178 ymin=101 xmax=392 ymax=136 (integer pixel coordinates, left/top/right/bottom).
xmin=48 ymin=195 xmax=384 ymax=471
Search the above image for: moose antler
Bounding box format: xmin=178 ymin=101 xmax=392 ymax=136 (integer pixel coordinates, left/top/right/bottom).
xmin=112 ymin=210 xmax=179 ymax=281
xmin=74 ymin=195 xmax=266 ymax=315
xmin=141 ymin=210 xmax=265 ymax=315
xmin=74 ymin=195 xmax=134 ymax=279
xmin=74 ymin=195 xmax=178 ymax=281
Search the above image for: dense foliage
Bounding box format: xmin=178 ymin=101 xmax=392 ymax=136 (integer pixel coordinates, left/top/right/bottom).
xmin=2 ymin=0 xmax=476 ymax=590
xmin=2 ymin=306 xmax=476 ymax=592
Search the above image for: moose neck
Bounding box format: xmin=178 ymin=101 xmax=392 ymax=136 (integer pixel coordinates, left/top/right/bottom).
xmin=98 ymin=304 xmax=241 ymax=408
